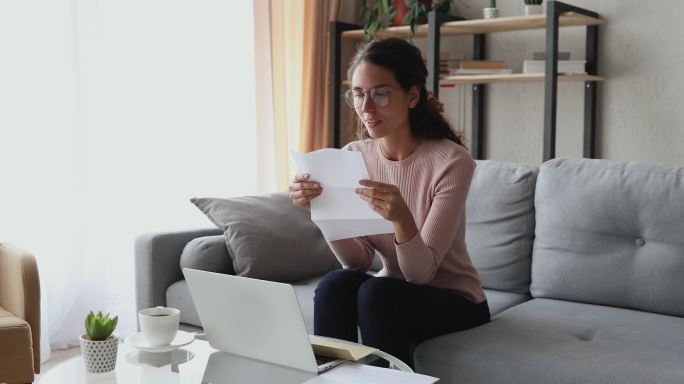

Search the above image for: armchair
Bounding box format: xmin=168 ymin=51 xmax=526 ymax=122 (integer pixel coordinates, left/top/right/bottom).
xmin=0 ymin=243 xmax=40 ymax=383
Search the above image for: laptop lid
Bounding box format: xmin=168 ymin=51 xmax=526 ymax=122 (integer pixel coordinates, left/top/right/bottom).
xmin=183 ymin=268 xmax=319 ymax=373
xmin=202 ymin=351 xmax=316 ymax=383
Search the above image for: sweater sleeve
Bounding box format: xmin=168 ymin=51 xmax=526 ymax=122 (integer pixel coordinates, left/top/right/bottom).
xmin=394 ymin=155 xmax=475 ymax=284
xmin=327 ymin=237 xmax=375 ymax=271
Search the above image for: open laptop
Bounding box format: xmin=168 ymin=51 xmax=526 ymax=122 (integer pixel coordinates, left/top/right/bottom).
xmin=183 ymin=268 xmax=346 ymax=374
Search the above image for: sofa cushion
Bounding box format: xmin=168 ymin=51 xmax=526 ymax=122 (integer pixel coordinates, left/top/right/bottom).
xmin=291 ymin=276 xmax=321 ymax=334
xmin=0 ymin=307 xmax=34 ymax=383
xmin=179 ymin=235 xmax=234 ymax=275
xmin=415 ymin=298 xmax=684 ymax=384
xmin=532 ymin=158 xmax=684 ymax=316
xmin=466 ymin=160 xmax=538 ymax=294
xmin=166 ymin=280 xmax=201 ymax=327
xmin=483 ymin=289 xmax=530 ymax=316
xmin=191 ymin=193 xmax=340 ymax=282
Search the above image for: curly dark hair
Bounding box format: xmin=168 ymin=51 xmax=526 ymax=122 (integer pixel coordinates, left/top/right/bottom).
xmin=346 ymin=38 xmax=465 ymax=147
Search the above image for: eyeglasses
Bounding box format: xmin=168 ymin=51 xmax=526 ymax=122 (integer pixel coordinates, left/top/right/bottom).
xmin=343 ymin=86 xmax=400 ymax=108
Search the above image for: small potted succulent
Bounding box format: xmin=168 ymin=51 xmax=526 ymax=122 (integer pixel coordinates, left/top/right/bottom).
xmin=484 ymin=0 xmax=499 ymax=19
xmin=79 ymin=311 xmax=119 ymax=373
xmin=524 ymin=0 xmax=544 ymax=15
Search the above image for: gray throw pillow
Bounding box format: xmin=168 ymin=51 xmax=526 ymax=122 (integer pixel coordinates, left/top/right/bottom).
xmin=179 ymin=235 xmax=235 ymax=275
xmin=191 ymin=193 xmax=340 ymax=282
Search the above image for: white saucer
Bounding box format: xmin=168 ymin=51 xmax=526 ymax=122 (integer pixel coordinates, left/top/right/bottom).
xmin=124 ymin=330 xmax=195 ymax=353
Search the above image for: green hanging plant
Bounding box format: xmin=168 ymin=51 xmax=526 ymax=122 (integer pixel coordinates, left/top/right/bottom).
xmin=360 ymin=0 xmax=454 ymax=42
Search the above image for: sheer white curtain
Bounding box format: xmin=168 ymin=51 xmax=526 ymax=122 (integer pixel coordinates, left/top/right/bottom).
xmin=0 ymin=0 xmax=260 ymax=362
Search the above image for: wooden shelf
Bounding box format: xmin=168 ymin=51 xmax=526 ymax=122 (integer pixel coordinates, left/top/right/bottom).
xmin=440 ymin=12 xmax=605 ymax=35
xmin=343 ymin=74 xmax=602 ymax=87
xmin=341 ymin=12 xmax=604 ymax=40
xmin=440 ymin=73 xmax=604 ymax=85
xmin=342 ymin=24 xmax=428 ymax=39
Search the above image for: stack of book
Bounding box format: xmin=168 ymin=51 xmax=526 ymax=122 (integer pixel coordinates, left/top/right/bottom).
xmin=523 ymin=51 xmax=586 ymax=74
xmin=448 ymin=60 xmax=513 ymax=75
xmin=423 ymin=53 xmax=461 ymax=78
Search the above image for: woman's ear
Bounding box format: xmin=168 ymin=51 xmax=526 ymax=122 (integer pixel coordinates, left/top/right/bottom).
xmin=408 ymin=86 xmax=420 ymax=109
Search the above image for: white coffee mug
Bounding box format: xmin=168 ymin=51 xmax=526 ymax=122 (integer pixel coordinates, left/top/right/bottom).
xmin=138 ymin=306 xmax=180 ymax=347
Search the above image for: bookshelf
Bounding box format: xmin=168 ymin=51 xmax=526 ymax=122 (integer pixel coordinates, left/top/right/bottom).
xmin=339 ymin=12 xmax=603 ymax=39
xmin=329 ymin=1 xmax=605 ymax=161
xmin=439 ymin=73 xmax=603 ymax=85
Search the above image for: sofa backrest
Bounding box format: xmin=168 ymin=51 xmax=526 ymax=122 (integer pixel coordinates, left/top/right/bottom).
xmin=466 ymin=160 xmax=538 ymax=294
xmin=531 ymin=158 xmax=684 ymax=317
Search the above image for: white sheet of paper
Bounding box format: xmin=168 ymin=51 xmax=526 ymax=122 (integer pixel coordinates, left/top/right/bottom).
xmin=302 ymin=362 xmax=439 ymax=384
xmin=291 ymin=149 xmax=394 ymax=240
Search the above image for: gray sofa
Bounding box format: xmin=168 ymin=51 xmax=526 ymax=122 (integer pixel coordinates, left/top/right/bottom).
xmin=135 ymin=158 xmax=684 ymax=384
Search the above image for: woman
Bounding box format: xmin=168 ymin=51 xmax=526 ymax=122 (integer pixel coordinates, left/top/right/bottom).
xmin=289 ymin=38 xmax=489 ymax=368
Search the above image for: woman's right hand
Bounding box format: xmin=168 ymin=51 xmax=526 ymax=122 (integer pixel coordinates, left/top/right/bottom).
xmin=289 ymin=173 xmax=323 ymax=210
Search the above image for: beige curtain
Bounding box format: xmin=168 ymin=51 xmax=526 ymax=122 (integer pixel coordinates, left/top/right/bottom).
xmin=300 ymin=0 xmax=341 ymax=152
xmin=269 ymin=0 xmax=341 ymax=191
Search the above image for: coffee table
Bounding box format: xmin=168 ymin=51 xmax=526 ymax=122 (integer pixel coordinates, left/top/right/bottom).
xmin=39 ymin=336 xmax=411 ymax=383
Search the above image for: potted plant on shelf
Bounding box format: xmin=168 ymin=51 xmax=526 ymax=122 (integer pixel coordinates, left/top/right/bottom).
xmin=484 ymin=0 xmax=499 ymax=19
xmin=524 ymin=0 xmax=544 ymax=15
xmin=79 ymin=311 xmax=119 ymax=373
xmin=360 ymin=0 xmax=453 ymax=41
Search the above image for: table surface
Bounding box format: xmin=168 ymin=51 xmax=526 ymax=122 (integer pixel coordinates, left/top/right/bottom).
xmin=39 ymin=336 xmax=411 ymax=383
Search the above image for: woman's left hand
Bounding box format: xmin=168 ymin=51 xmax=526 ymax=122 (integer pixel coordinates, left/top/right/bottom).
xmin=355 ymin=179 xmax=412 ymax=223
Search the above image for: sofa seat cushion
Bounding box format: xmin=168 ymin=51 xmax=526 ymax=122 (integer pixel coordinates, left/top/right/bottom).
xmin=0 ymin=306 xmax=34 ymax=382
xmin=483 ymin=288 xmax=530 ymax=316
xmin=415 ymin=298 xmax=684 ymax=384
xmin=291 ymin=277 xmax=321 ymax=334
xmin=167 ymin=276 xmax=322 ymax=334
xmin=166 ymin=280 xmax=201 ymax=327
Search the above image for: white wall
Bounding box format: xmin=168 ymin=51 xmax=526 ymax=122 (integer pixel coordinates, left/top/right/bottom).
xmin=0 ymin=0 xmax=259 ymax=351
xmin=343 ymin=0 xmax=684 ymax=166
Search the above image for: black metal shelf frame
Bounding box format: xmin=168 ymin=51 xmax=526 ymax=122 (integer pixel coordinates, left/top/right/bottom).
xmin=328 ymin=1 xmax=600 ymax=160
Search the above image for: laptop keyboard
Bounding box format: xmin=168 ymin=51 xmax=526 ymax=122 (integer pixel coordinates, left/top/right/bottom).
xmin=315 ymin=355 xmax=345 ymax=373
xmin=315 ymin=355 xmax=337 ymax=365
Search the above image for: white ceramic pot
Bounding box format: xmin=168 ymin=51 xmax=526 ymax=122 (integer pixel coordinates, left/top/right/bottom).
xmin=79 ymin=334 xmax=118 ymax=373
xmin=483 ymin=7 xmax=500 ymax=19
xmin=525 ymin=4 xmax=543 ymax=15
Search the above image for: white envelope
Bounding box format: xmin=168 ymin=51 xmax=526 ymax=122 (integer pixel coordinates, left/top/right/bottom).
xmin=291 ymin=149 xmax=394 ymax=241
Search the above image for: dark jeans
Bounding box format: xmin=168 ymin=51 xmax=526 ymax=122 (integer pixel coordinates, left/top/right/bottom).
xmin=313 ymin=268 xmax=490 ymax=369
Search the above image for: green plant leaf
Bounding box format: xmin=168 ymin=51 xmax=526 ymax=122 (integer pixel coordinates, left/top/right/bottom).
xmin=84 ymin=310 xmax=118 ymax=341
xmin=402 ymin=11 xmax=412 ymax=25
xmin=85 ymin=311 xmax=94 ymax=337
xmin=380 ymin=0 xmax=389 ymax=13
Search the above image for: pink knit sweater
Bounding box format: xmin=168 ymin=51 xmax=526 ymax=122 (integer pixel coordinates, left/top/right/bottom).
xmin=328 ymin=138 xmax=486 ymax=304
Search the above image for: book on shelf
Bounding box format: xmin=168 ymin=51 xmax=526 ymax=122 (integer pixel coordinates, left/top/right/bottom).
xmin=522 ymin=60 xmax=586 ymax=74
xmin=449 ymin=68 xmax=513 ymax=75
xmin=459 ymin=60 xmax=506 ymax=69
xmin=309 ymin=335 xmax=377 ymax=361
